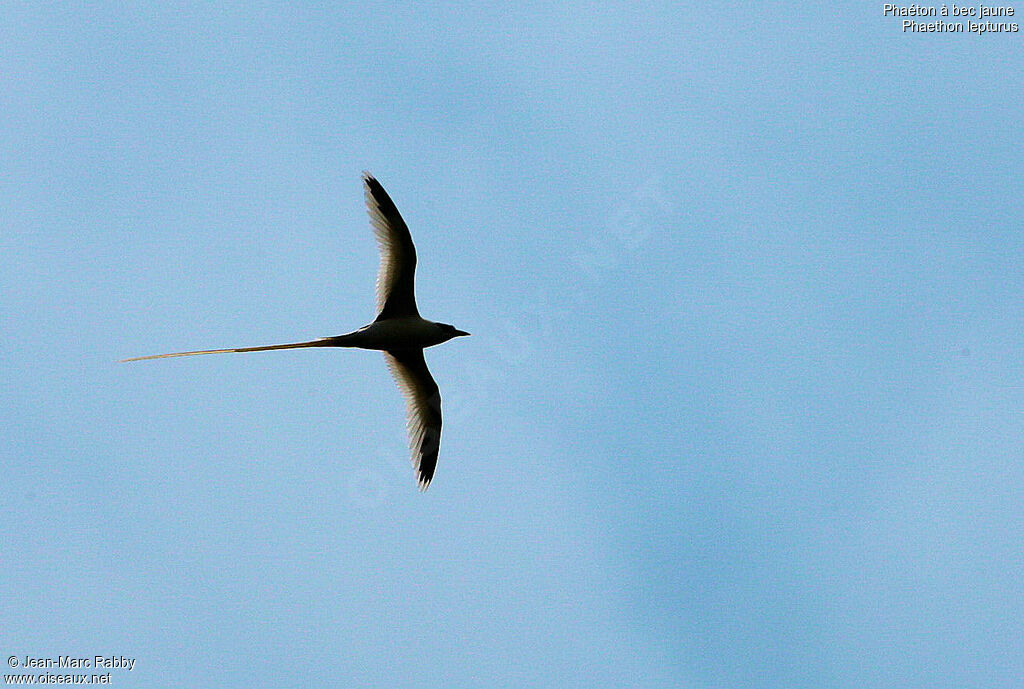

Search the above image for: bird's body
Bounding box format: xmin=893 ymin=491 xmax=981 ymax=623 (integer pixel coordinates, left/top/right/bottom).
xmin=124 ymin=173 xmax=469 ymax=490
xmin=344 ymin=316 xmax=466 ymax=350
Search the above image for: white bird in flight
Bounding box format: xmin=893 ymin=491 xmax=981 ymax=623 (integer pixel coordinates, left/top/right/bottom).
xmin=124 ymin=173 xmax=470 ymax=490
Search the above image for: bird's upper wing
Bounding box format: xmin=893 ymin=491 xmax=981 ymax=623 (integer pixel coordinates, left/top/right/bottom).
xmin=364 ymin=173 xmax=419 ymax=319
xmin=384 ymin=348 xmax=442 ymax=490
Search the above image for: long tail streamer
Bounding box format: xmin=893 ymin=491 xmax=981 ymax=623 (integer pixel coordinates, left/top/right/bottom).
xmin=121 ymin=338 xmax=335 ymax=362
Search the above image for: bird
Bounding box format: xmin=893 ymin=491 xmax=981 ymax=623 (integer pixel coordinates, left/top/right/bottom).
xmin=123 ymin=173 xmax=470 ymax=490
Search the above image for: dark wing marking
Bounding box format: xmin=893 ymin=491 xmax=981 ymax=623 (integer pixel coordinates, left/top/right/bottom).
xmin=384 ymin=348 xmax=442 ymax=490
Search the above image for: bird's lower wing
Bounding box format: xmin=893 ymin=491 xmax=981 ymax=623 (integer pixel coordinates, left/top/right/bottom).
xmin=121 ymin=338 xmax=335 ymax=362
xmin=384 ymin=348 xmax=442 ymax=490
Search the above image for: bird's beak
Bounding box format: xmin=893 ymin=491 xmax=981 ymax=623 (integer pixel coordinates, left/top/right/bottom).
xmin=453 ymin=329 xmax=470 ymax=337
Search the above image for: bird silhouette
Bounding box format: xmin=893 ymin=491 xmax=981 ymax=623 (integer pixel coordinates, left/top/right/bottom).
xmin=123 ymin=173 xmax=470 ymax=490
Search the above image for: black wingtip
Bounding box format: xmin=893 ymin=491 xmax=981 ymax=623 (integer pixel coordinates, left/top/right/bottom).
xmin=363 ymin=172 xmax=386 ymax=198
xmin=417 ymin=465 xmax=434 ymax=491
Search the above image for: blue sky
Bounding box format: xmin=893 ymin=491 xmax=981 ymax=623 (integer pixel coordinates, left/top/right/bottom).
xmin=2 ymin=3 xmax=1023 ymax=687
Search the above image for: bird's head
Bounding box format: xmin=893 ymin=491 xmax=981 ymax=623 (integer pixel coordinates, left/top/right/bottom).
xmin=438 ymin=323 xmax=471 ymax=342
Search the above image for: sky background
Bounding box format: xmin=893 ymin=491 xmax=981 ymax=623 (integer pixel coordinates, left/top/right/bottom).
xmin=2 ymin=3 xmax=1023 ymax=687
